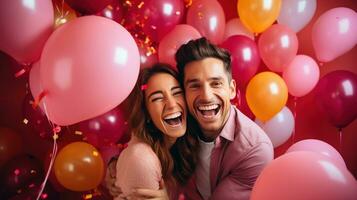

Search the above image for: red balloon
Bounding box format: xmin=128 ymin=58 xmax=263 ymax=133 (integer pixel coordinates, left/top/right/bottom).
xmin=0 ymin=127 xmax=23 ymax=168
xmin=315 ymin=70 xmax=357 ymax=128
xmin=124 ymin=0 xmax=184 ymax=42
xmin=65 ymin=0 xmax=112 ymax=15
xmin=0 ymin=155 xmax=43 ymax=199
xmin=77 ymin=107 xmax=128 ymax=149
xmin=221 ymin=35 xmax=260 ymax=88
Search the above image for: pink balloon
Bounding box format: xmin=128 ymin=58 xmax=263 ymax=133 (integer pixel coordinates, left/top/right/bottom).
xmin=40 ymin=16 xmax=140 ymax=126
xmin=186 ymin=0 xmax=225 ymax=44
xmin=158 ymin=24 xmax=201 ymax=67
xmin=0 ymin=0 xmax=54 ymax=64
xmin=277 ymin=0 xmax=317 ymax=32
xmin=312 ymin=7 xmax=357 ymax=63
xmin=224 ymin=18 xmax=254 ymax=41
xmin=255 ymin=107 xmax=294 ymax=148
xmin=286 ymin=139 xmax=346 ymax=168
xmin=251 ymin=152 xmax=357 ymax=200
xmin=283 ymin=55 xmax=320 ymax=97
xmin=29 ymin=61 xmax=45 ymax=111
xmin=258 ymin=24 xmax=298 ymax=72
xmin=221 ymin=35 xmax=260 ymax=87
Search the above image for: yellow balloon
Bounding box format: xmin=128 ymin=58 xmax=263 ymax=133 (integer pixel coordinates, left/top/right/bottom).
xmin=246 ymin=72 xmax=288 ymax=121
xmin=238 ymin=0 xmax=282 ymax=34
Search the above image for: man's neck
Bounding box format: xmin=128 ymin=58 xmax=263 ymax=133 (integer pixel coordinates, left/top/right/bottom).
xmin=199 ymin=107 xmax=232 ymax=142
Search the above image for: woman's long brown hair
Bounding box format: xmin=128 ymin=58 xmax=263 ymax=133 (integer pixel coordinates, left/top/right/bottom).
xmin=128 ymin=63 xmax=199 ymax=187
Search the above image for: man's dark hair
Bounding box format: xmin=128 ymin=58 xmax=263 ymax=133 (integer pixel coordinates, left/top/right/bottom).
xmin=175 ymin=37 xmax=232 ymax=83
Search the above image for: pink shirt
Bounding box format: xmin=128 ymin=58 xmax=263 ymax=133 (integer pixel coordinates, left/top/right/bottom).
xmin=115 ymin=136 xmax=162 ymax=199
xmin=184 ymin=106 xmax=274 ymax=200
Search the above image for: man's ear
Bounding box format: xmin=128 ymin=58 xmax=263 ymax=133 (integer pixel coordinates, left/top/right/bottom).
xmin=229 ymin=79 xmax=236 ymax=100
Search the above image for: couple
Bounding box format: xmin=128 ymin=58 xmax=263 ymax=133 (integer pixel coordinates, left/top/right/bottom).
xmin=106 ymin=38 xmax=274 ymax=200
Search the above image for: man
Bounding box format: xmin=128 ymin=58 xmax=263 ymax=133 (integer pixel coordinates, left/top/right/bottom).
xmin=106 ymin=37 xmax=273 ymax=200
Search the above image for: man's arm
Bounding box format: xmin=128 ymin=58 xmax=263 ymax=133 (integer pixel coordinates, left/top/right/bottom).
xmin=209 ymin=142 xmax=273 ymax=200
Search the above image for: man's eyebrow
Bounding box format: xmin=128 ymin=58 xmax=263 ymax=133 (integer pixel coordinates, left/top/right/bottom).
xmin=208 ymin=76 xmax=224 ymax=81
xmin=147 ymin=91 xmax=163 ymax=99
xmin=185 ymin=78 xmax=199 ymax=85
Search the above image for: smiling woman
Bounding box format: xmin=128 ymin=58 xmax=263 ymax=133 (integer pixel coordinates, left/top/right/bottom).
xmin=113 ymin=63 xmax=199 ymax=199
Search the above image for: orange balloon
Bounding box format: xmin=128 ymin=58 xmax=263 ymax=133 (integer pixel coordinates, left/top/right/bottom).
xmin=53 ymin=0 xmax=77 ymax=28
xmin=246 ymin=72 xmax=288 ymax=121
xmin=238 ymin=0 xmax=281 ymax=34
xmin=54 ymin=142 xmax=104 ymax=191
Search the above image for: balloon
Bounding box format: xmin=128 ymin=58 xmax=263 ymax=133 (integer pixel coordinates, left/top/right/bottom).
xmin=277 ymin=0 xmax=317 ymax=32
xmin=221 ymin=35 xmax=260 ymax=88
xmin=231 ymin=89 xmax=255 ymax=120
xmin=246 ymin=72 xmax=288 ymax=121
xmin=0 ymin=127 xmax=23 ymax=167
xmin=0 ymin=0 xmax=54 ymax=64
xmin=159 ymin=24 xmax=201 ymax=67
xmin=286 ymin=139 xmax=346 ymax=168
xmin=258 ymin=24 xmax=298 ymax=72
xmin=255 ymin=106 xmax=294 ymax=148
xmin=65 ymin=0 xmax=112 ymax=15
xmin=315 ymin=70 xmax=357 ymax=128
xmin=53 ymin=0 xmax=77 ymax=28
xmin=124 ymin=0 xmax=184 ymax=43
xmin=54 ymin=142 xmax=104 ymax=191
xmin=312 ymin=7 xmax=357 ymax=63
xmin=97 ymin=0 xmax=126 ymax=23
xmin=40 ymin=16 xmax=140 ymax=126
xmin=0 ymin=155 xmax=43 ymax=198
xmin=29 ymin=61 xmax=45 ymax=111
xmin=78 ymin=107 xmax=128 ymax=149
xmin=251 ymin=152 xmax=357 ymax=200
xmin=224 ymin=18 xmax=254 ymax=41
xmin=283 ymin=55 xmax=320 ymax=97
xmin=187 ymin=0 xmax=225 ymax=44
xmin=238 ymin=0 xmax=282 ymax=34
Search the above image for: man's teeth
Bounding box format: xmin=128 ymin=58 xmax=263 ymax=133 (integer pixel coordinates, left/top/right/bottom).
xmin=164 ymin=112 xmax=182 ymax=120
xmin=198 ymin=104 xmax=219 ymax=111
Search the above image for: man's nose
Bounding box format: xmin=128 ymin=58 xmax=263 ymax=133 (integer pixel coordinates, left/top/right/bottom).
xmin=200 ymin=84 xmax=214 ymax=100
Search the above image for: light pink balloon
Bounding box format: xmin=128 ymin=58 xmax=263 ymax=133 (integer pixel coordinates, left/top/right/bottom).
xmin=158 ymin=24 xmax=201 ymax=67
xmin=278 ymin=0 xmax=317 ymax=32
xmin=251 ymin=152 xmax=357 ymax=200
xmin=286 ymin=139 xmax=346 ymax=168
xmin=312 ymin=7 xmax=357 ymax=62
xmin=40 ymin=16 xmax=140 ymax=126
xmin=29 ymin=61 xmax=45 ymax=111
xmin=258 ymin=24 xmax=298 ymax=72
xmin=283 ymin=55 xmax=320 ymax=97
xmin=0 ymin=0 xmax=54 ymax=64
xmin=255 ymin=107 xmax=294 ymax=148
xmin=186 ymin=0 xmax=225 ymax=44
xmin=224 ymin=18 xmax=254 ymax=41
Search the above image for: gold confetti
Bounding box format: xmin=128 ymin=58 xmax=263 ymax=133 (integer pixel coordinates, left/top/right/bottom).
xmin=23 ymin=118 xmax=28 ymax=124
xmin=84 ymin=194 xmax=93 ymax=199
xmin=92 ymin=151 xmax=99 ymax=157
xmin=138 ymin=1 xmax=144 ymax=9
xmin=75 ymin=131 xmax=83 ymax=135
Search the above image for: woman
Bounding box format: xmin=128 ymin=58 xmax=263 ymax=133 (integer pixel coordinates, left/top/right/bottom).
xmin=114 ymin=63 xmax=199 ymax=199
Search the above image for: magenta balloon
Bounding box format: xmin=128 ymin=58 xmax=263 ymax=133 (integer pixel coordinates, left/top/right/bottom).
xmin=224 ymin=18 xmax=254 ymax=41
xmin=283 ymin=55 xmax=320 ymax=97
xmin=251 ymin=152 xmax=357 ymax=200
xmin=286 ymin=139 xmax=346 ymax=168
xmin=187 ymin=0 xmax=226 ymax=44
xmin=258 ymin=24 xmax=298 ymax=72
xmin=78 ymin=107 xmax=128 ymax=149
xmin=221 ymin=35 xmax=260 ymax=87
xmin=0 ymin=0 xmax=54 ymax=64
xmin=159 ymin=24 xmax=201 ymax=67
xmin=124 ymin=0 xmax=184 ymax=42
xmin=312 ymin=7 xmax=357 ymax=62
xmin=40 ymin=16 xmax=140 ymax=126
xmin=65 ymin=0 xmax=112 ymax=15
xmin=315 ymin=70 xmax=357 ymax=128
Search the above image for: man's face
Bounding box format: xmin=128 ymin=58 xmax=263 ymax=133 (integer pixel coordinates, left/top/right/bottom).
xmin=183 ymin=58 xmax=236 ymax=140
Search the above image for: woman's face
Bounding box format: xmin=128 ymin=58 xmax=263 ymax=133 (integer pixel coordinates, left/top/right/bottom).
xmin=145 ymin=73 xmax=187 ymax=142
